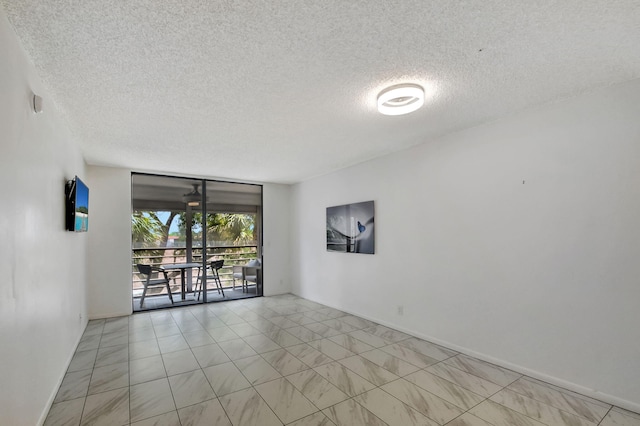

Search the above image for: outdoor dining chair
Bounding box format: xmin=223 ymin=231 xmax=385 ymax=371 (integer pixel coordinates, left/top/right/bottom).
xmin=232 ymin=258 xmax=261 ymax=293
xmin=194 ymin=259 xmax=225 ymax=300
xmin=136 ymin=264 xmax=174 ymax=308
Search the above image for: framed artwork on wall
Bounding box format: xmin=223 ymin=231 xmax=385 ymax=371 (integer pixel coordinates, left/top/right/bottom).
xmin=326 ymin=200 xmax=374 ymax=254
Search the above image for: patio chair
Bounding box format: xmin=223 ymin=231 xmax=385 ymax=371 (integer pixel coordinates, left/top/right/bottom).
xmin=232 ymin=259 xmax=261 ymax=293
xmin=137 ymin=264 xmax=174 ymax=308
xmin=194 ymin=259 xmax=225 ymax=300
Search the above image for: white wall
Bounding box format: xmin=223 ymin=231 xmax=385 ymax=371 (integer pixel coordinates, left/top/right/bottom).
xmin=85 ymin=172 xmax=292 ymax=317
xmin=0 ymin=8 xmax=88 ymax=425
xmin=86 ymin=166 xmax=133 ymax=318
xmin=291 ymin=79 xmax=640 ymax=410
xmin=263 ymin=183 xmax=292 ymax=296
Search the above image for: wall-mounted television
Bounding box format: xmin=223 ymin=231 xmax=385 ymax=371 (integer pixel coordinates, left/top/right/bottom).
xmin=65 ymin=176 xmax=89 ymax=232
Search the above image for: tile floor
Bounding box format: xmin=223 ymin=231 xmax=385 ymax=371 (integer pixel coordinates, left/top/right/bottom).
xmin=45 ymin=294 xmax=640 ymax=426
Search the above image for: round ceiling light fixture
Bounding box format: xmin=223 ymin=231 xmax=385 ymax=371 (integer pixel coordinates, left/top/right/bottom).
xmin=377 ymin=83 xmax=425 ymax=116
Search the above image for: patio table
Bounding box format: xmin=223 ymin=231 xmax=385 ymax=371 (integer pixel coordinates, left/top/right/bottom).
xmin=161 ymin=262 xmax=201 ymax=300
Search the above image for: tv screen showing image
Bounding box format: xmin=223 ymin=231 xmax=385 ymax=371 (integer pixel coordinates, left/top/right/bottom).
xmin=66 ymin=176 xmax=89 ymax=232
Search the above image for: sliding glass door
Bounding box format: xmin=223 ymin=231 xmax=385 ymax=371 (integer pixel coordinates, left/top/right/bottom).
xmin=131 ymin=173 xmax=262 ymax=311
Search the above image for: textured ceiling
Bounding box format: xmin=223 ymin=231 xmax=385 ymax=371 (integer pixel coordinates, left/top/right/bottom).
xmin=2 ymin=1 xmax=640 ymax=183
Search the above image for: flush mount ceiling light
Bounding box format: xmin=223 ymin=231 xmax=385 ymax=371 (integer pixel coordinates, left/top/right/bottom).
xmin=182 ymin=184 xmax=206 ymax=207
xmin=377 ymin=83 xmax=425 ymax=116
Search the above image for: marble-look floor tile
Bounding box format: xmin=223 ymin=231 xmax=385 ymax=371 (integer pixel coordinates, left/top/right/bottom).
xmin=507 ymin=377 xmax=609 ymax=423
xmin=207 ymin=326 xmax=240 ymax=342
xmin=339 ymin=355 xmax=399 ymax=386
xmin=329 ymin=334 xmax=375 ymax=354
xmin=600 ymin=407 xmax=640 ymax=426
xmin=83 ymin=320 xmax=105 ymax=336
xmin=490 ymin=388 xmax=597 ymax=426
xmin=285 ymin=313 xmax=318 ymax=326
xmin=381 ymin=378 xmax=464 ymax=424
xmin=168 ymin=369 xmax=216 ymax=409
xmin=234 ymin=355 xmax=282 ymax=385
xmin=380 ymin=344 xmax=439 ymax=369
xmin=339 ymin=315 xmax=377 ymax=330
xmin=162 ymin=349 xmax=200 ymax=376
xmin=286 ymin=326 xmax=325 ymax=343
xmin=203 ymin=362 xmax=252 ymax=396
xmin=287 ymin=344 xmax=334 ymax=368
xmin=130 ymin=378 xmax=176 ymax=423
xmin=359 ymin=349 xmax=420 ymax=377
xmin=81 ymin=387 xmax=129 ymax=426
xmin=176 ymin=321 xmax=206 ymax=334
xmin=304 ymin=311 xmax=335 ymax=322
xmin=177 ymin=398 xmax=232 ymax=426
xmin=404 ymin=369 xmax=485 ymax=410
xmin=320 ymin=319 xmax=360 ymax=333
xmin=267 ymin=316 xmax=299 ymax=329
xmin=95 ymin=343 xmax=129 ymax=368
xmin=286 ymin=369 xmax=349 ymax=409
xmin=469 ymin=400 xmax=547 ymax=426
xmin=347 ymin=330 xmax=390 ymax=348
xmin=219 ymin=387 xmax=283 ymax=426
xmin=447 ymin=412 xmax=495 ymax=426
xmin=103 ymin=317 xmax=129 ymax=333
xmin=153 ymin=323 xmax=182 ymax=338
xmin=243 ymin=334 xmax=282 ymax=353
xmin=88 ymin=361 xmax=129 ymax=394
xmin=425 ymin=362 xmax=502 ymax=397
xmin=316 ymin=307 xmax=348 ymax=319
xmin=44 ymin=397 xmax=85 ymax=426
xmin=130 ymin=355 xmax=167 ymax=385
xmin=216 ymin=312 xmax=246 ymax=325
xmin=197 ymin=317 xmax=225 ymax=330
xmin=354 ymin=388 xmax=440 ymax=426
xmin=54 ymin=369 xmax=92 ymax=402
xmin=130 ymin=339 xmax=161 ymax=360
xmin=322 ymin=398 xmax=386 ymax=426
xmin=218 ymin=338 xmax=259 ymax=360
xmin=131 ymin=410 xmax=181 ymax=426
xmin=525 ymin=377 xmax=611 ymax=410
xmin=445 ymin=354 xmax=521 ymax=387
xmin=191 ymin=343 xmax=230 ymax=368
xmin=363 ymin=325 xmax=412 ymax=343
xmin=255 ymin=377 xmax=318 ymax=424
xmin=129 ymin=315 xmax=153 ymax=328
xmin=229 ymin=322 xmax=262 ymax=337
xmin=99 ymin=330 xmax=129 ymax=348
xmin=129 ymin=327 xmax=157 ymax=343
xmin=287 ymin=412 xmax=335 ymax=426
xmin=157 ymin=334 xmax=189 ymax=354
xmin=68 ymin=349 xmax=98 ymax=372
xmin=264 ymin=328 xmax=304 ymax=347
xmin=248 ymin=320 xmax=282 ymax=334
xmin=313 ymin=362 xmax=376 ymax=397
xmin=183 ymin=330 xmax=215 ymax=348
xmin=261 ymin=348 xmax=309 ymax=376
xmin=308 ymin=339 xmax=356 ymax=360
xmin=396 ymin=337 xmax=458 ymax=361
xmin=304 ymin=323 xmax=343 ymax=338
xmin=77 ymin=332 xmax=102 ymax=351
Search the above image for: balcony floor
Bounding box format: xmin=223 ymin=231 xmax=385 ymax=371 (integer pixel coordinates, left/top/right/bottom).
xmin=133 ymin=285 xmax=259 ymax=312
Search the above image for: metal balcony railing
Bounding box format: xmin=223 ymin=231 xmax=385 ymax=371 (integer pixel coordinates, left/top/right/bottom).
xmin=132 ymin=244 xmax=258 ymax=296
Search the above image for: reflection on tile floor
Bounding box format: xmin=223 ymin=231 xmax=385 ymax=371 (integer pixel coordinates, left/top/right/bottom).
xmin=45 ymin=294 xmax=640 ymax=426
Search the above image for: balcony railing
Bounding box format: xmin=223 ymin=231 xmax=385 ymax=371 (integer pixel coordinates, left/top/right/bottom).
xmin=132 ymin=244 xmax=258 ymax=297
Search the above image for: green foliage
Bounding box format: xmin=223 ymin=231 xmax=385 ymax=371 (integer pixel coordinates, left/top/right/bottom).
xmin=178 ymin=213 xmax=256 ymax=245
xmin=132 ymin=211 xmax=160 ymax=248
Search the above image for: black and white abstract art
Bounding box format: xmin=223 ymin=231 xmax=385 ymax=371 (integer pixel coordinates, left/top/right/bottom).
xmin=326 ymin=200 xmax=374 ymax=254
